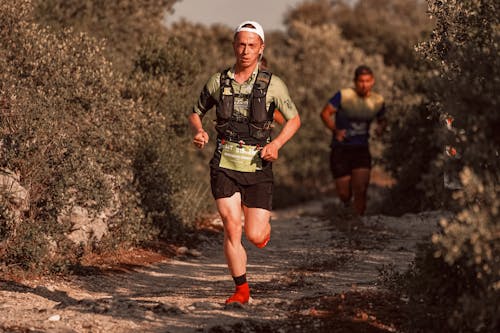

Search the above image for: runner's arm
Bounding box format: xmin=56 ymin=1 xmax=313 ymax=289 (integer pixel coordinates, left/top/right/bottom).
xmin=320 ymin=103 xmax=346 ymax=142
xmin=260 ymin=114 xmax=301 ymax=161
xmin=189 ymin=74 xmax=220 ymax=149
xmin=188 ymin=113 xmax=209 ymax=149
xmin=320 ymin=103 xmax=336 ymax=131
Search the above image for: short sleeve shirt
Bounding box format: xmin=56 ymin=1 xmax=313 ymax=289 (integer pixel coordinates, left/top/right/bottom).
xmin=193 ymin=66 xmax=298 ymax=121
xmin=328 ymin=88 xmax=386 ymax=146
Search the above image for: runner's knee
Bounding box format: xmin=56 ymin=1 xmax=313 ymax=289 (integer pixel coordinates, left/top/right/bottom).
xmin=336 ymin=187 xmax=351 ymax=201
xmin=244 ymin=219 xmax=270 ymax=246
xmin=221 ymin=215 xmax=242 ymax=240
xmin=245 ymin=228 xmax=269 ymax=246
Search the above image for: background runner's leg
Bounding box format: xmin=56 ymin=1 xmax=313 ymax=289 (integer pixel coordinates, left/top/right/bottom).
xmin=216 ymin=193 xmax=247 ymax=277
xmin=351 ymin=168 xmax=371 ymax=215
xmin=335 ymin=175 xmax=352 ymax=205
xmin=242 ymin=206 xmax=271 ymax=248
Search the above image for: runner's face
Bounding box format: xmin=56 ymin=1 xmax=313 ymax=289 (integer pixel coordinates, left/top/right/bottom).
xmin=233 ymin=31 xmax=264 ymax=70
xmin=354 ymin=74 xmax=375 ymax=97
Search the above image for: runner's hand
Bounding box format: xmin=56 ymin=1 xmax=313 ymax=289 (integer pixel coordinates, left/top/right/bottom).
xmin=260 ymin=141 xmax=279 ymax=161
xmin=374 ymin=124 xmax=384 ymax=137
xmin=335 ymin=129 xmax=346 ymax=142
xmin=193 ymin=129 xmax=209 ymax=149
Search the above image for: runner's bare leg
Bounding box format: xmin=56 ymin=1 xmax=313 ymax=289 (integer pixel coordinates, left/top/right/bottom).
xmin=242 ymin=206 xmax=271 ymax=247
xmin=335 ymin=175 xmax=352 ymax=205
xmin=351 ymin=168 xmax=371 ymax=215
xmin=216 ymin=193 xmax=246 ymax=277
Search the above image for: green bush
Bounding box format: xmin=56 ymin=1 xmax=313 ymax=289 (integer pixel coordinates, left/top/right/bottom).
xmin=34 ymin=0 xmax=178 ymax=72
xmin=430 ymin=168 xmax=499 ymax=332
xmin=127 ymin=37 xmax=212 ymax=239
xmin=0 ymin=0 xmax=150 ymax=271
xmin=285 ymin=0 xmax=433 ymax=67
xmin=331 ymin=0 xmax=434 ymax=67
xmin=382 ymin=0 xmax=499 ymax=331
xmin=0 ymin=0 xmax=221 ymax=273
xmin=34 ymin=0 xmax=214 ymax=240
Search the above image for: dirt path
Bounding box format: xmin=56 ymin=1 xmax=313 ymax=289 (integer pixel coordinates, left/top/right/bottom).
xmin=0 ymin=199 xmax=442 ymax=333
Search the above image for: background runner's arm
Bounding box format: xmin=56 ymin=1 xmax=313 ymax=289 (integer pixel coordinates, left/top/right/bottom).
xmin=320 ymin=103 xmax=336 ymax=131
xmin=261 ymin=114 xmax=301 ymax=161
xmin=320 ymin=103 xmax=346 ymax=142
xmin=321 ymin=91 xmax=342 ymax=132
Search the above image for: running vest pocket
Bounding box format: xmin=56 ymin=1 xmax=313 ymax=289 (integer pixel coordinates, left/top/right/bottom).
xmin=249 ymin=122 xmax=272 ymax=140
xmin=215 ymin=120 xmax=230 ymax=136
xmin=219 ymin=141 xmax=263 ymax=172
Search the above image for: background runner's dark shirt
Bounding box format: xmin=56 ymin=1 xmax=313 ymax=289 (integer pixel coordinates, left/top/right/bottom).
xmin=329 ymin=88 xmax=386 ymax=147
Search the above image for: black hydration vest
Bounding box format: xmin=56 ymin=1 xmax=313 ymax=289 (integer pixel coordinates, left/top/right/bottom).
xmin=215 ymin=68 xmax=275 ymax=146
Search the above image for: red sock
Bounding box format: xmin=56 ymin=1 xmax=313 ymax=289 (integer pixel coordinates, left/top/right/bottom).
xmin=225 ymin=282 xmax=250 ymax=304
xmin=256 ymin=234 xmax=270 ymax=248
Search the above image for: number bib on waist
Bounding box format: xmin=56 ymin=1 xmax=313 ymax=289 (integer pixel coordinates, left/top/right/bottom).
xmin=219 ymin=141 xmax=263 ymax=172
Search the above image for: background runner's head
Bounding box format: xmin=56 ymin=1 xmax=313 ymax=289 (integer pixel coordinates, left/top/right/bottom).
xmin=354 ymin=65 xmax=375 ymax=97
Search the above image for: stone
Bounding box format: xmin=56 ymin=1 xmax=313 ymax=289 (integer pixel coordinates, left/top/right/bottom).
xmin=60 ymin=206 xmax=108 ymax=245
xmin=48 ymin=314 xmax=61 ymax=321
xmin=0 ymin=168 xmax=29 ymax=211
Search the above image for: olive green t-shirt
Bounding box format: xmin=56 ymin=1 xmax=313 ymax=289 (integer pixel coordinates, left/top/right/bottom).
xmin=193 ymin=65 xmax=298 ymax=120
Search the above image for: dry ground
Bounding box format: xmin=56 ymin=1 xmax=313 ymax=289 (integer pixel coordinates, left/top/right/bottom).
xmin=0 ymin=196 xmax=442 ymax=333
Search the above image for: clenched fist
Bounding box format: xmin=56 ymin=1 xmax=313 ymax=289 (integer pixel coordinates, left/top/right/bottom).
xmin=193 ymin=129 xmax=209 ymax=149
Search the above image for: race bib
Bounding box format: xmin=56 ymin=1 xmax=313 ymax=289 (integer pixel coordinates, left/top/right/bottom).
xmin=219 ymin=141 xmax=262 ymax=172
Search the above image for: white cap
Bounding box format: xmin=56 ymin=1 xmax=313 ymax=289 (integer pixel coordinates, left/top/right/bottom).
xmin=234 ymin=21 xmax=265 ymax=43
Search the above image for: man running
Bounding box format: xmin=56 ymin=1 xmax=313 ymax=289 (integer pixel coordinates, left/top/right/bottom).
xmin=320 ymin=65 xmax=386 ymax=215
xmin=188 ymin=21 xmax=301 ymax=305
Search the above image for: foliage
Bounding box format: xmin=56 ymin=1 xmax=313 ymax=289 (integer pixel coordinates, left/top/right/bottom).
xmin=0 ymin=0 xmax=154 ymax=271
xmin=126 ymin=37 xmax=211 ymax=239
xmin=379 ymin=66 xmax=449 ymax=214
xmin=429 ymin=168 xmax=499 ymax=332
xmin=382 ymin=0 xmax=499 ymax=331
xmin=35 ymin=0 xmax=213 ymax=237
xmin=287 ymin=0 xmax=434 ymax=67
xmin=34 ymin=0 xmax=178 ymax=72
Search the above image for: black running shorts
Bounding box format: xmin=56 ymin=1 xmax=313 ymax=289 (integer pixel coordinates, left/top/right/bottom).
xmin=210 ymin=168 xmax=273 ymax=210
xmin=330 ymin=145 xmax=372 ymax=179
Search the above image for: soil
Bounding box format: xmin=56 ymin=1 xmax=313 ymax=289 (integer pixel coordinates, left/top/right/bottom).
xmin=0 ymin=195 xmax=442 ymax=333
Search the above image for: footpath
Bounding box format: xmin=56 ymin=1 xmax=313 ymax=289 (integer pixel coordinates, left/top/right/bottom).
xmin=0 ymin=199 xmax=441 ymax=333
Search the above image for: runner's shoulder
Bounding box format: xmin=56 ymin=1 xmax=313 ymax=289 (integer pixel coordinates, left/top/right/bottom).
xmin=370 ymin=91 xmax=384 ymax=103
xmin=267 ymin=73 xmax=292 ymax=97
xmin=204 ymin=72 xmax=223 ymax=94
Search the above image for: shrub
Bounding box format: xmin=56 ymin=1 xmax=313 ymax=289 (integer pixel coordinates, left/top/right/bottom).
xmin=382 ymin=0 xmax=499 ymax=331
xmin=332 ymin=0 xmax=434 ymax=67
xmin=33 ymin=0 xmax=213 ymax=241
xmin=0 ymin=0 xmax=150 ymax=271
xmin=126 ymin=37 xmax=212 ymax=239
xmin=34 ymin=0 xmax=178 ymax=72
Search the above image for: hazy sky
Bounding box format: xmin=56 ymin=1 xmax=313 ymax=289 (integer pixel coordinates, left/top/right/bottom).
xmin=167 ymin=0 xmax=307 ymax=31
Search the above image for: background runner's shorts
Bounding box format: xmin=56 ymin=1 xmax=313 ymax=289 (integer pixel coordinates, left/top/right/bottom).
xmin=210 ymin=168 xmax=273 ymax=210
xmin=330 ymin=145 xmax=372 ymax=179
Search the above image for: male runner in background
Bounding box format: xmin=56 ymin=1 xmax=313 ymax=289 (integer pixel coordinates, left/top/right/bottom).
xmin=320 ymin=65 xmax=386 ymax=215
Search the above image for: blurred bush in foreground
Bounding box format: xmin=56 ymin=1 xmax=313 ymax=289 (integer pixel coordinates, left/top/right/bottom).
xmin=384 ymin=0 xmax=499 ymax=331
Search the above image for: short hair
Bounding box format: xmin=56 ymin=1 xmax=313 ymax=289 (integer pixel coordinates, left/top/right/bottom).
xmin=354 ymin=65 xmax=374 ymax=80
